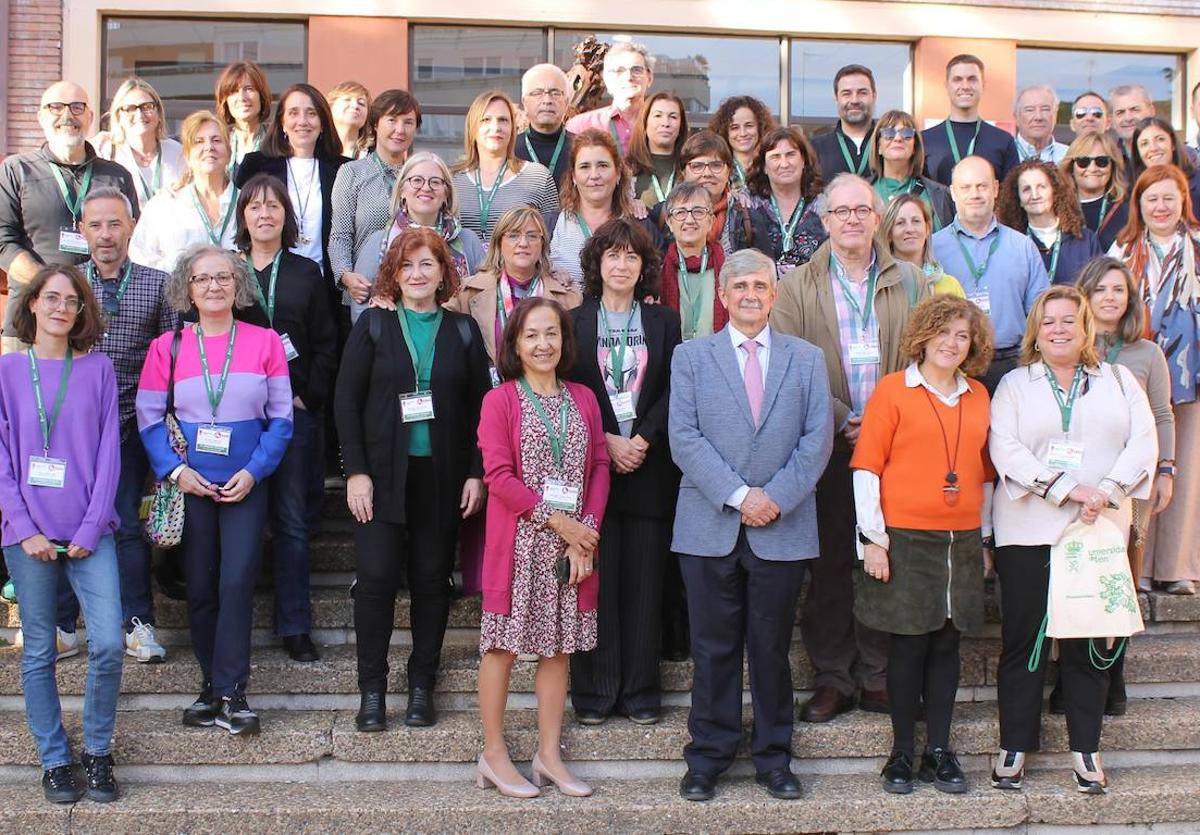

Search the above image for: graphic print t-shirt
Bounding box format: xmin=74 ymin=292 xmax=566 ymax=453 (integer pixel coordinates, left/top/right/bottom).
xmin=595 ymin=305 xmax=647 ymax=438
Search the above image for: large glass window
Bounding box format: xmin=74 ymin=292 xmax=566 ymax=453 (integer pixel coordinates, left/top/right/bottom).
xmin=1016 ymin=47 xmax=1183 ymax=131
xmin=102 ymin=17 xmax=306 ymax=134
xmin=552 ymin=31 xmax=780 ymax=125
xmin=790 ymin=39 xmax=911 ymax=134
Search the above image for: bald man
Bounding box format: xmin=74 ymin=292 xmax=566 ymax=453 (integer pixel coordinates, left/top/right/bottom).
xmin=931 ymin=156 xmax=1049 ymax=391
xmin=0 ymin=81 xmax=138 ymax=352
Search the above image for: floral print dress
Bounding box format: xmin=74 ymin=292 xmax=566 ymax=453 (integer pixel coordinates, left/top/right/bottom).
xmin=478 ymin=384 xmax=599 ymax=656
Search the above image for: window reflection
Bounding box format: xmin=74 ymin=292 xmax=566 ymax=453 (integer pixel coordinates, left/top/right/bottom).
xmin=790 ymin=39 xmax=911 ymax=133
xmin=410 ymin=26 xmax=545 ymax=108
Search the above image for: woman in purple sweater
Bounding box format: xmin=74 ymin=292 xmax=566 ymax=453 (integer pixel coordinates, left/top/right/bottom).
xmin=0 ymin=265 xmax=123 ymax=805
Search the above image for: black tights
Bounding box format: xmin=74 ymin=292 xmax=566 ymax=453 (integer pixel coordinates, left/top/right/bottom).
xmin=887 ymin=620 xmax=961 ymax=755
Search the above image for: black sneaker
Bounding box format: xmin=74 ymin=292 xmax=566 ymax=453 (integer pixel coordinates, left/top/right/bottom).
xmin=42 ymin=764 xmax=83 ymax=804
xmin=182 ymin=684 xmax=220 ymax=727
xmin=80 ymin=752 xmax=118 ymax=803
xmin=214 ymin=695 xmax=261 ymax=736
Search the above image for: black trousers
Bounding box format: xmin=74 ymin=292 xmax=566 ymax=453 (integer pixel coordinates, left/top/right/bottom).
xmin=995 ymin=544 xmax=1108 ymax=753
xmin=353 ymin=458 xmax=459 ymax=692
xmin=570 ymin=511 xmax=669 ymax=714
xmin=887 ymin=621 xmax=961 ymax=755
xmin=680 ymin=530 xmax=806 ymax=775
xmin=806 ymin=451 xmax=889 ymax=695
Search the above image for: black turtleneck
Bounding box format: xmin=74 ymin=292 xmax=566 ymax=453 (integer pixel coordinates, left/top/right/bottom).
xmin=515 ymin=126 xmax=573 ymax=192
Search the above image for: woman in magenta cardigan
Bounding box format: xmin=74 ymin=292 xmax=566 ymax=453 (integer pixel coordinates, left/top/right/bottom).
xmin=475 ymin=297 xmax=610 ymax=800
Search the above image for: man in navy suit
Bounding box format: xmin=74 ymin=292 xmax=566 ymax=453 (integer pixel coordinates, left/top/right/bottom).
xmin=669 ymin=248 xmax=834 ymax=801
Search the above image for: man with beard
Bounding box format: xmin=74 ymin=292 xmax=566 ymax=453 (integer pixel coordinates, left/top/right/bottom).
xmin=922 ymin=55 xmax=1019 ymax=187
xmin=515 ymin=64 xmax=574 ymax=192
xmin=0 ymin=81 xmax=139 ymax=353
xmin=812 ymin=65 xmax=878 ymax=180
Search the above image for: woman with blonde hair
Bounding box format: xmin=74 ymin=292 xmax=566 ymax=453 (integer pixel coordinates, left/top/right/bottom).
xmin=881 ymin=194 xmax=965 ymax=298
xmin=1060 ymin=131 xmax=1129 ymax=252
xmin=327 ymin=81 xmax=372 ymax=160
xmin=450 ymin=91 xmax=559 ymax=241
xmin=94 ymin=77 xmax=185 ymax=207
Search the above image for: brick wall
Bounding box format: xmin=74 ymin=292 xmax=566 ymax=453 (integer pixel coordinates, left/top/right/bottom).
xmin=6 ymin=0 xmax=64 ymax=156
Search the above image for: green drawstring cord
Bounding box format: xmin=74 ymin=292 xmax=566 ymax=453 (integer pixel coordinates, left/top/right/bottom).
xmin=1089 ymin=638 xmax=1127 ymax=671
xmin=1027 ymin=613 xmax=1050 ymax=673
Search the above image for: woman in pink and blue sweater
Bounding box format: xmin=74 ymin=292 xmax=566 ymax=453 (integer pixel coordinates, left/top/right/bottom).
xmin=136 ymin=244 xmax=292 ymax=736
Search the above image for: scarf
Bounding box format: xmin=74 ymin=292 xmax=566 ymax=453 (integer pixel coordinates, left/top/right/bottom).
xmin=659 ymin=241 xmax=727 ymax=336
xmin=708 ymin=192 xmax=730 ymax=248
xmin=380 ymin=207 xmax=469 ymax=278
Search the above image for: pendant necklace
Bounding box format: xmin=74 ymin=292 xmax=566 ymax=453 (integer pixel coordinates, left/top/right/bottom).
xmin=923 ymin=383 xmax=964 ymax=507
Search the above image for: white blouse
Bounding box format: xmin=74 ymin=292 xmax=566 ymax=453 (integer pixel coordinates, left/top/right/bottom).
xmin=128 ymin=182 xmax=239 ymax=273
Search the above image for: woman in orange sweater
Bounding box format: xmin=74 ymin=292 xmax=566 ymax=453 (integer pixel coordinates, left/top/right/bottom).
xmin=850 ymin=294 xmax=995 ymax=796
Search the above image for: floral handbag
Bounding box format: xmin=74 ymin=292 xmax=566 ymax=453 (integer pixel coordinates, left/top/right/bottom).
xmin=143 ymin=327 xmax=186 ymax=547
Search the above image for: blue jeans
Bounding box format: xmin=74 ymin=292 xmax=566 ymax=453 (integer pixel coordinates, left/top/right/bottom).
xmin=56 ymin=431 xmax=154 ymax=631
xmin=4 ymin=536 xmax=124 ymax=769
xmin=269 ymin=406 xmax=314 ymax=636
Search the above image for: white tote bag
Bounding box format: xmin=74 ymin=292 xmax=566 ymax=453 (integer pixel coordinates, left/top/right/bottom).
xmin=1047 ymin=516 xmax=1144 ymax=640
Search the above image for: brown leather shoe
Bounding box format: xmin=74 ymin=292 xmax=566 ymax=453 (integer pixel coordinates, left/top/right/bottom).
xmin=799 ymin=686 xmax=855 ymax=723
xmin=858 ymin=688 xmax=889 ymax=714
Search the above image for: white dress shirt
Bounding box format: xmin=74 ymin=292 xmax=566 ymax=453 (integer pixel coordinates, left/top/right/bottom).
xmin=725 ymin=323 xmax=772 ymax=509
xmin=128 ymin=182 xmax=239 ymax=273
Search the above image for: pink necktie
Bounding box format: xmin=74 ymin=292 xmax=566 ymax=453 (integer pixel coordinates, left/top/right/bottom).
xmin=742 ymin=340 xmax=763 ymax=426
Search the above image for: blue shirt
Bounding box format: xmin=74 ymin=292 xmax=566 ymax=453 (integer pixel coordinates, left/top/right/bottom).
xmin=932 ymin=217 xmax=1050 ymax=349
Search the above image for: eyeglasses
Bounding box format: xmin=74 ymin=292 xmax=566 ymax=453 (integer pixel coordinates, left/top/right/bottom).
xmin=1073 ymin=155 xmax=1112 ymax=170
xmin=685 ymin=159 xmax=727 ymax=174
xmin=825 ymin=205 xmax=875 ymax=222
xmin=525 ymin=88 xmax=565 ymax=100
xmin=1073 ymin=107 xmax=1106 ymax=120
xmin=117 ymin=102 xmax=159 ymax=117
xmin=668 ymin=206 xmax=712 ymax=221
xmin=42 ymin=102 xmax=87 ymax=117
xmin=189 ymin=272 xmax=235 ymax=287
xmin=404 ymin=175 xmax=447 ymax=191
xmin=504 ymin=231 xmax=544 ymax=244
xmin=879 ymin=127 xmax=916 ymax=141
xmin=38 ymin=292 xmax=83 ymax=313
xmin=607 ymin=66 xmax=647 ymax=79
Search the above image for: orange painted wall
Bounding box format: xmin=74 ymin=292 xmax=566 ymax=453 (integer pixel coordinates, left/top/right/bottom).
xmin=307 ymin=16 xmax=410 ymax=100
xmin=914 ymin=37 xmax=1017 ymax=134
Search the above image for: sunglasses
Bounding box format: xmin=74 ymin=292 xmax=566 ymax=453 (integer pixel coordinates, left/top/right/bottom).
xmin=1072 ymin=155 xmax=1112 ymax=170
xmin=879 ymin=127 xmax=916 ymax=141
xmin=1073 ymin=107 xmax=1106 ymax=120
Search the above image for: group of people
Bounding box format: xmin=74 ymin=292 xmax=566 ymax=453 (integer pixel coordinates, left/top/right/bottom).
xmin=0 ymin=41 xmax=1192 ymax=809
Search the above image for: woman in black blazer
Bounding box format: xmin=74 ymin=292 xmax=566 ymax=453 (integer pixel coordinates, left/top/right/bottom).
xmin=235 ymin=82 xmax=347 ymax=291
xmin=567 ymin=218 xmax=682 ymax=726
xmin=334 ymin=228 xmax=492 ymax=732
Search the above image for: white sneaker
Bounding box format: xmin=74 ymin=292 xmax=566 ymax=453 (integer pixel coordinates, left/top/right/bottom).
xmin=14 ymin=627 xmax=80 ymax=660
xmin=125 ymin=617 xmax=166 ymax=663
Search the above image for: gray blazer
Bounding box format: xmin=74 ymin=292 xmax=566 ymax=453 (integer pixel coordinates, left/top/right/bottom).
xmin=669 ymin=326 xmax=834 ymax=560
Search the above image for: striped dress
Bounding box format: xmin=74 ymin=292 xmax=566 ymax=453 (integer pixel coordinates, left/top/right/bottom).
xmin=452 ymin=161 xmax=560 ymax=244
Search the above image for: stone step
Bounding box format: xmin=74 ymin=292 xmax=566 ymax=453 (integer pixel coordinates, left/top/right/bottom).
xmin=1 ymin=767 xmax=1198 ymax=833
xmin=3 ymin=634 xmax=1200 ymax=703
xmin=1 ymin=698 xmax=1196 ymax=771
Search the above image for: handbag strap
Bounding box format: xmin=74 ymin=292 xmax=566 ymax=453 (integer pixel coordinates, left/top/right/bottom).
xmin=166 ymin=323 xmax=183 ymax=415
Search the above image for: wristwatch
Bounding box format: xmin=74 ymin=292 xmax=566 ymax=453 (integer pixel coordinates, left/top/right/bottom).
xmin=1157 ymin=463 xmax=1177 ymax=478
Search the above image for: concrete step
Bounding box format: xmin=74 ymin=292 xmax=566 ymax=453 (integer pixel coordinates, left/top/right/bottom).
xmin=1 ymin=767 xmax=1198 ymax=833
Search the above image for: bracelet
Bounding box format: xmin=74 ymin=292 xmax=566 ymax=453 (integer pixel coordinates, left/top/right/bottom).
xmin=981 ymin=536 xmax=995 ymax=550
xmin=1157 ymin=464 xmax=1176 ymax=478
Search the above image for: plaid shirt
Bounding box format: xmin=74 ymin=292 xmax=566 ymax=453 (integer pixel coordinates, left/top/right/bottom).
xmin=87 ymin=259 xmax=179 ymax=433
xmin=828 ymin=250 xmax=880 ymax=417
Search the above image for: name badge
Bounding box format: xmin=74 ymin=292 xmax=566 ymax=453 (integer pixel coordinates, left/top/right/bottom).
xmin=280 ymin=333 xmax=300 ymax=362
xmin=195 ymin=425 xmax=233 ymax=456
xmin=969 ymin=292 xmax=991 ymax=315
xmin=488 ymin=367 xmax=502 ymax=388
xmin=1047 ymin=440 xmax=1085 ymax=470
xmin=610 ymin=391 xmax=636 ymax=422
xmin=58 ymin=229 xmax=89 ymax=255
xmin=400 ymin=391 xmax=435 ymax=423
xmin=848 ymin=341 xmax=881 ymax=366
xmin=27 ymin=456 xmax=66 ymax=488
xmin=543 ymin=477 xmax=581 ymax=512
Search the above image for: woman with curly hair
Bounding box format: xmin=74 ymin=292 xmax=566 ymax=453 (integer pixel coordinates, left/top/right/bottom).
xmin=566 ymin=218 xmax=680 ymax=727
xmin=708 ymin=95 xmax=776 ymax=193
xmin=1059 ymin=131 xmax=1129 ymax=252
xmin=626 ymin=92 xmax=689 ymax=209
xmin=851 ymin=294 xmax=995 ymax=795
xmin=746 ymin=125 xmax=827 ymax=273
xmin=997 ymin=159 xmax=1102 ymax=286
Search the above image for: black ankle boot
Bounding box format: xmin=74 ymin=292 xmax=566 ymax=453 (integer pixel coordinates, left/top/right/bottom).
xmin=405 ymin=686 xmax=436 ymax=727
xmin=356 ymin=690 xmax=387 ymax=732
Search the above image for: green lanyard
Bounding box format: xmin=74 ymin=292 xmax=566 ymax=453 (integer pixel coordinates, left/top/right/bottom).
xmin=1105 ymin=337 xmax=1124 ymax=365
xmin=651 ymin=171 xmax=675 ymax=204
xmin=475 ymin=163 xmax=508 ymax=232
xmin=599 ymin=302 xmax=638 ymax=393
xmin=944 ymin=120 xmax=982 ymax=164
xmin=1046 ymin=364 xmax=1085 ymax=433
xmin=575 ymin=213 xmax=593 ymax=240
xmin=677 ymin=247 xmax=709 ymax=340
xmin=191 ymin=185 xmax=236 ymax=247
xmin=136 ymin=152 xmax=162 ymax=203
xmin=1097 ymin=195 xmax=1110 ymax=229
xmin=1046 ymin=233 xmax=1062 ymax=281
xmin=397 ymin=307 xmax=442 ymax=391
xmin=373 ymin=151 xmax=398 ymax=187
xmin=831 ymin=255 xmax=878 ymax=336
xmin=954 ymin=230 xmax=1001 ymax=289
xmin=247 ymin=250 xmax=283 ymax=325
xmin=519 ymin=376 xmax=571 ymax=469
xmin=195 ymin=322 xmax=237 ymax=422
xmin=608 ymin=120 xmax=624 ymax=156
xmin=769 ymin=194 xmax=804 ymax=252
xmin=49 ymin=163 xmax=94 ymax=224
xmin=27 ymin=349 xmax=73 ymax=455
xmin=836 ymin=131 xmax=871 ymax=176
xmin=524 ymin=131 xmax=566 ymax=174
xmin=733 ymin=160 xmax=748 ymax=190
xmin=876 ymin=177 xmax=917 ymax=203
xmin=86 ymin=261 xmax=134 ymax=319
